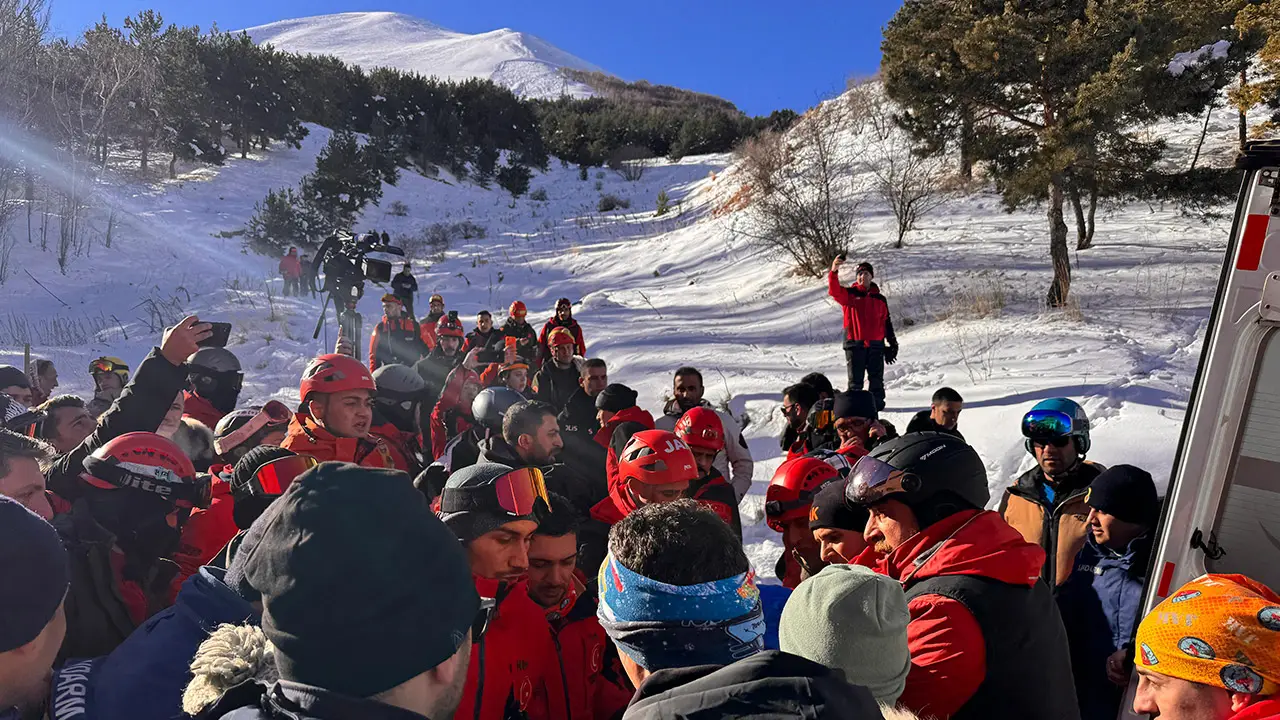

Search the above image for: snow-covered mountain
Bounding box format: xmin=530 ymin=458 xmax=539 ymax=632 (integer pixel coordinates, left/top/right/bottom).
xmin=242 ymin=11 xmax=603 ymax=99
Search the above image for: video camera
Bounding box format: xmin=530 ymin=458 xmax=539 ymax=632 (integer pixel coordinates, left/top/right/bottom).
xmin=310 ymin=230 xmax=404 ymax=304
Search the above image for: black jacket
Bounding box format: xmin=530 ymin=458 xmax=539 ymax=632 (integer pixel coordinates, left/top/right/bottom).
xmin=476 ymin=436 xmax=603 ymax=519
xmin=390 ymin=271 xmax=417 ymax=299
xmin=531 ymin=359 xmax=581 ymax=412
xmin=626 ymin=650 xmax=885 ymax=720
xmin=500 ymin=320 xmax=539 ymax=364
xmin=199 ymin=679 xmax=427 ymax=719
xmin=905 ymin=410 xmax=965 ymax=441
xmin=47 ymin=348 xmax=189 ymax=503
xmin=412 ymin=348 xmax=463 ymax=413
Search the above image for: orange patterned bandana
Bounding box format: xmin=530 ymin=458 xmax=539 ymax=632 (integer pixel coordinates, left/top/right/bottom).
xmin=1135 ymin=574 xmax=1280 ymax=696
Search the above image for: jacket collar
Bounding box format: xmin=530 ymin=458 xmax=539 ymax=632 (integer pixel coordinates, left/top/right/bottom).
xmin=266 ymin=680 xmax=430 ymax=719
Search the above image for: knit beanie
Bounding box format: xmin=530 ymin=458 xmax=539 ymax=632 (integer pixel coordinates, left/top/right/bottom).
xmin=809 ymin=480 xmax=868 ymax=532
xmin=439 ymin=462 xmax=538 ymax=543
xmin=596 ymin=383 xmax=638 ymax=413
xmin=779 ymin=564 xmax=910 ymax=706
xmin=0 ymin=497 xmax=68 ymax=652
xmin=1086 ymin=464 xmax=1160 ymax=526
xmin=833 ymin=390 xmax=877 ymax=421
xmin=855 ymin=262 xmax=874 ymax=277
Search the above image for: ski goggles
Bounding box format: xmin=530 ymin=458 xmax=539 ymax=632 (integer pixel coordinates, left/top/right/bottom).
xmin=90 ymin=358 xmax=129 ymax=376
xmin=441 ymin=467 xmax=550 ymax=518
xmin=243 ymin=454 xmax=319 ymax=498
xmin=1021 ymin=409 xmax=1076 ymax=441
xmin=82 ymin=458 xmax=211 ymax=509
xmin=845 ymin=455 xmax=921 ymax=506
xmin=215 ymin=401 xmax=292 ymax=455
xmin=764 ymin=493 xmax=817 ymax=519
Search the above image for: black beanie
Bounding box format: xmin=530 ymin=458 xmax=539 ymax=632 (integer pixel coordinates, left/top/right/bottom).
xmin=833 ymin=390 xmax=877 ymax=421
xmin=809 ymin=480 xmax=869 ymax=532
xmin=0 ymin=365 xmax=29 ymax=390
xmin=0 ymin=497 xmax=68 ymax=652
xmin=596 ymin=383 xmax=638 ymax=413
xmin=1086 ymin=464 xmax=1159 ymax=526
xmin=238 ymin=462 xmax=478 ymax=698
xmin=439 ymin=462 xmax=538 ymax=543
xmin=855 ymin=262 xmax=874 ymax=277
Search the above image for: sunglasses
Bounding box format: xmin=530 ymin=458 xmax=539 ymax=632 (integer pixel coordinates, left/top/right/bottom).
xmin=441 ymin=467 xmax=549 ymax=517
xmin=245 ymin=454 xmax=319 ymax=498
xmin=1032 ymin=437 xmax=1072 ymax=449
xmin=1021 ymin=409 xmax=1075 ymax=441
xmin=845 ymin=455 xmax=921 ymax=506
xmin=215 ymin=400 xmax=292 ymax=455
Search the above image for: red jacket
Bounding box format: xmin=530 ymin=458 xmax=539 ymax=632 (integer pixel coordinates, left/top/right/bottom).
xmin=458 ymin=577 xmax=566 ymax=720
xmin=1233 ymin=697 xmax=1280 ymax=720
xmin=368 ymin=422 xmax=417 ymax=474
xmin=594 ymin=407 xmax=655 ymax=491
xmin=828 ymin=273 xmax=890 ymax=344
xmin=590 ymin=482 xmax=637 ymax=526
xmin=430 ymin=366 xmax=479 ymax=459
xmin=280 ymin=413 xmax=396 ymax=468
xmin=538 ymin=316 xmax=587 ymax=359
xmin=369 ymin=315 xmax=427 ymax=371
xmin=855 ymin=510 xmax=1046 ymax=720
xmin=173 ymin=468 xmax=237 ymax=585
xmin=278 ymin=252 xmax=302 ymax=279
xmin=543 ymin=575 xmax=632 ymax=720
xmin=688 ymin=469 xmax=741 ymax=535
xmin=182 ymin=391 xmax=225 ymax=430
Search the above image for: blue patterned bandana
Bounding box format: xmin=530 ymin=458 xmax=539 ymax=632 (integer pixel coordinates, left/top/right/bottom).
xmin=597 ymin=551 xmax=765 ymax=671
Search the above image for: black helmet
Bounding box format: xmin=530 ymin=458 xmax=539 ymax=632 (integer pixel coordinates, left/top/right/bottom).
xmin=188 ymin=347 xmax=241 ymax=374
xmin=472 ymin=387 xmax=525 ymax=432
xmin=845 ymin=432 xmax=989 ymax=528
xmin=187 ymin=348 xmax=243 ymax=413
xmin=373 ymin=364 xmax=427 ymax=405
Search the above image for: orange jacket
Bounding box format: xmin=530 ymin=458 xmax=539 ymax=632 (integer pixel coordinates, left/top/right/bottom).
xmin=368 ymin=422 xmax=418 ymax=474
xmin=280 ymin=413 xmax=396 ymax=468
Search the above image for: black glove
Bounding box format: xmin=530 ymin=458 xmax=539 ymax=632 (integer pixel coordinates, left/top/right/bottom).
xmin=884 ymin=344 xmax=899 ymax=365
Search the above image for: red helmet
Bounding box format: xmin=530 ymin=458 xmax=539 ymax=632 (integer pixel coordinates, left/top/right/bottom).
xmin=548 ymin=327 xmax=575 ymax=348
xmin=618 ymin=430 xmax=698 ymax=486
xmin=81 ymin=432 xmax=209 ymax=509
xmin=435 ymin=314 xmax=465 ymax=338
xmin=510 ymin=300 xmax=527 ymax=318
xmin=765 ymin=457 xmax=841 ymax=532
xmin=673 ymin=407 xmax=724 ymax=452
xmin=300 ymin=354 xmax=375 ymax=401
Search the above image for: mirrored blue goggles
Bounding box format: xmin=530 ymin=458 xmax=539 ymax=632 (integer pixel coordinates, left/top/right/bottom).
xmin=1021 ymin=409 xmax=1075 ymax=440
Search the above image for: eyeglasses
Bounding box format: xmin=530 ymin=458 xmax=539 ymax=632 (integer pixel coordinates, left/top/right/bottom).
xmin=845 ymin=455 xmax=921 ymax=506
xmin=1021 ymin=409 xmax=1075 ymax=441
xmin=215 ymin=400 xmax=292 ymax=455
xmin=441 ymin=467 xmax=549 ymax=517
xmin=245 ymin=454 xmax=319 ymax=498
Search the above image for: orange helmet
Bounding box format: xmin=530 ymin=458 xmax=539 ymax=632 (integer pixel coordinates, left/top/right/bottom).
xmin=673 ymin=407 xmax=724 ymax=452
xmin=548 ymin=327 xmax=575 ymax=348
xmin=300 ymin=354 xmax=375 ymax=402
xmin=81 ymin=432 xmax=209 ymax=509
xmin=618 ymin=430 xmax=698 ymax=486
xmin=435 ymin=313 xmax=465 ymax=339
xmin=765 ymin=457 xmax=841 ymax=532
xmin=509 ymin=301 xmax=527 ymax=318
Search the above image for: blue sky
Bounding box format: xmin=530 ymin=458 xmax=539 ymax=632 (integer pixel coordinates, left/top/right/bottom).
xmin=49 ymin=0 xmax=903 ymax=115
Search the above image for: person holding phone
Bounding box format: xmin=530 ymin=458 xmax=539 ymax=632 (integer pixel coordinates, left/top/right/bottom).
xmin=501 ymin=301 xmax=540 ymax=367
xmin=827 ymin=257 xmax=898 ymax=411
xmin=183 ymin=346 xmax=243 ymax=430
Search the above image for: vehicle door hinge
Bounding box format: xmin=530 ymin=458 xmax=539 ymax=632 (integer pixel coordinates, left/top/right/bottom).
xmin=1262 ymin=272 xmax=1280 ymax=323
xmin=1191 ymin=528 xmax=1227 ymax=561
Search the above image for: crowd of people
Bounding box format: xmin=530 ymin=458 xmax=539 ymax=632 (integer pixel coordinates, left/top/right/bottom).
xmin=0 ymin=259 xmax=1276 ymax=720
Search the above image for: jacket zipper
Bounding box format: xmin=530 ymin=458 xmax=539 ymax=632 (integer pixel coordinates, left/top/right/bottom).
xmin=1046 ymin=488 xmax=1089 ymax=587
xmin=474 ymin=635 xmax=486 ymax=720
xmin=552 ymin=632 xmax=572 ymax=719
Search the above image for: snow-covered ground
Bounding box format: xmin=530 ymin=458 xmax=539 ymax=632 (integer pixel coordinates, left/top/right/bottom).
xmin=0 ymin=85 xmax=1243 ymax=581
xmin=243 ymin=12 xmax=602 ymax=99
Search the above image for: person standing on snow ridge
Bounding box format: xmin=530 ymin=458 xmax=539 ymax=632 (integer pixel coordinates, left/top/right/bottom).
xmin=828 ymin=257 xmax=898 ymax=411
xmin=280 ymin=354 xmax=395 ymax=468
xmin=278 ymin=247 xmax=302 ymax=297
xmin=391 ymin=262 xmax=419 ymax=317
xmin=368 ymin=294 xmax=429 ymax=372
xmin=538 ymin=298 xmax=587 ymax=362
xmin=298 ymin=253 xmax=316 ymax=298
xmin=184 ymin=347 xmax=243 ymax=431
xmin=525 ymin=494 xmax=634 ymax=720
xmin=419 ymin=293 xmax=447 ymax=350
xmin=1000 ymin=397 xmax=1105 ymax=588
xmin=654 ymin=366 xmax=754 ymax=501
xmin=847 ymin=432 xmax=1080 ymax=720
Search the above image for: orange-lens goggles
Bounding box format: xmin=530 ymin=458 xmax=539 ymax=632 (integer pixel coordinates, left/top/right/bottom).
xmin=493 ymin=467 xmax=549 ymax=516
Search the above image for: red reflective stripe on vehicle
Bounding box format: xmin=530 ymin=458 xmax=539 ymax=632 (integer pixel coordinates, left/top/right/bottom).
xmin=1156 ymin=561 xmax=1176 ymax=599
xmin=1238 ymin=214 xmax=1269 ymax=271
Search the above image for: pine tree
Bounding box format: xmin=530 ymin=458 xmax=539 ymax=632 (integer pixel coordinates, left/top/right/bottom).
xmin=496 ymin=161 xmax=532 ymax=199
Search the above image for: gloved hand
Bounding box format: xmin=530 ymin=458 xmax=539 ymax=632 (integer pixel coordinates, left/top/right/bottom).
xmin=884 ymin=344 xmax=899 ymax=365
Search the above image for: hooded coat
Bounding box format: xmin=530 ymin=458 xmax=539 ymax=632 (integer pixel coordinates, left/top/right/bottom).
xmin=625 ymin=650 xmax=885 ymax=719
xmin=430 ymin=366 xmax=479 ymax=460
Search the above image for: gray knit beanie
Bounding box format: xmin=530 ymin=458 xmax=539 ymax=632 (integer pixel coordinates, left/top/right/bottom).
xmin=779 ymin=564 xmax=910 ymax=705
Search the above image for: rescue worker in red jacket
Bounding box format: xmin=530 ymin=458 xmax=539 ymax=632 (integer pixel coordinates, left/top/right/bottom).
xmin=538 ymin=297 xmax=587 ymax=362
xmin=848 ymin=433 xmax=1079 ymax=720
xmin=828 ymin=257 xmax=898 ymax=411
xmin=592 ymin=383 xmax=655 ymax=491
xmin=430 ymin=365 xmax=482 ymax=460
xmin=580 ymin=429 xmax=698 ymax=579
xmin=765 ymin=456 xmax=842 ymax=589
xmin=438 ymin=462 xmax=567 ymax=720
xmin=183 ymin=347 xmax=242 ymax=431
xmin=419 ymin=293 xmax=447 ymax=350
xmin=281 ymin=354 xmax=395 ymax=468
xmin=527 ymin=494 xmax=633 ymax=720
xmin=368 ymin=294 xmax=428 ymax=371
xmin=672 ymin=406 xmax=741 ymax=536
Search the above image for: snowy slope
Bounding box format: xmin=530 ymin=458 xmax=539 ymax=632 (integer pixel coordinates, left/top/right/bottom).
xmin=243 ymin=12 xmax=603 ymax=99
xmin=0 ymin=83 xmax=1244 ymax=582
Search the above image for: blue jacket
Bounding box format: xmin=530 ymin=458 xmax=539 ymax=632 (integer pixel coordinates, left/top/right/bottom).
xmin=48 ymin=567 xmax=259 ymax=720
xmin=759 ymin=583 xmax=792 ymax=651
xmin=1056 ymin=533 xmax=1151 ymax=720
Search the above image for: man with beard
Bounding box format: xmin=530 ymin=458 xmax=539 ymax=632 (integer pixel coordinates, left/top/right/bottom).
xmin=0 ymin=497 xmax=68 ymax=720
xmin=477 ymin=400 xmax=599 ymax=518
xmin=537 ymin=298 xmax=586 ymax=361
xmin=654 ymin=367 xmax=753 ymax=499
xmin=281 ymin=354 xmax=395 ymax=468
xmin=419 ymin=293 xmax=447 ymax=350
xmin=183 ymin=348 xmax=243 ymax=430
xmin=56 ymin=432 xmax=211 ymax=659
xmin=368 ymin=295 xmax=428 ymax=372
